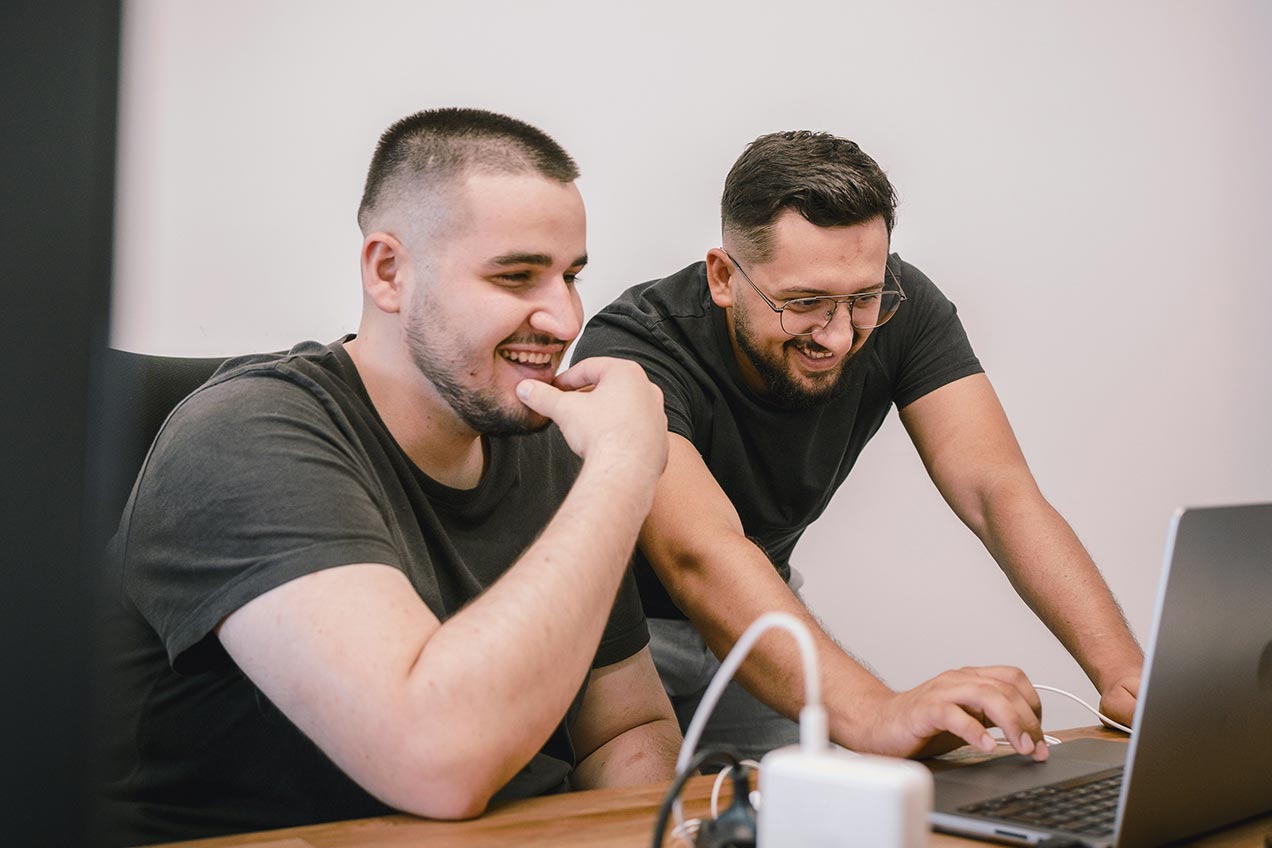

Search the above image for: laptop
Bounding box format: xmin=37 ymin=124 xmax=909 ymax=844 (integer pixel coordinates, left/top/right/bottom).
xmin=929 ymin=503 xmax=1272 ymax=847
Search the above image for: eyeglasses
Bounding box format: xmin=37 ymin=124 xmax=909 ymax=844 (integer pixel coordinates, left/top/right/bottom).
xmin=724 ymin=250 xmax=907 ymax=337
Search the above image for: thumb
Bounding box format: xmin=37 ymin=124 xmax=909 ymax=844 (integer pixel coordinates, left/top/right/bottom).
xmin=516 ymin=378 xmax=564 ymax=418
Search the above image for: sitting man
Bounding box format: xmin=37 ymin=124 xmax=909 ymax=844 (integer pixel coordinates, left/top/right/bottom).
xmin=101 ymin=108 xmax=678 ymax=846
xmin=573 ymin=130 xmax=1143 ymax=762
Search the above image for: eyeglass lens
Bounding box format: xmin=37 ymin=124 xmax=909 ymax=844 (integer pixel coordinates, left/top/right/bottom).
xmin=779 ymin=290 xmax=902 ymax=335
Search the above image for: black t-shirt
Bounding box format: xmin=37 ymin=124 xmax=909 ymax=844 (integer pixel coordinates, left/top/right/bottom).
xmin=101 ymin=338 xmax=649 ymax=846
xmin=571 ymin=256 xmax=982 ymax=619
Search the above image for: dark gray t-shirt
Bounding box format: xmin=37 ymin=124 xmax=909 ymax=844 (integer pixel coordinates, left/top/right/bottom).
xmin=102 ymin=339 xmax=648 ymax=846
xmin=571 ymin=257 xmax=982 ymax=619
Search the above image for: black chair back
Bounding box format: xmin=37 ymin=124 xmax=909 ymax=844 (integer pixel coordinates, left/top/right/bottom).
xmin=92 ymin=349 xmax=228 ymax=543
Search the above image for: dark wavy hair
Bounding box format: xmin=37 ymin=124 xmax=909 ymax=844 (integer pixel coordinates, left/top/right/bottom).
xmin=722 ymin=130 xmax=896 ymax=261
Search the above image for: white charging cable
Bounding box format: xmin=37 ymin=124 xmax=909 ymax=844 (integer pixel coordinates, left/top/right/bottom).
xmin=1034 ymin=684 xmax=1133 ymax=734
xmin=672 ymin=612 xmax=823 ymax=831
xmin=665 ymin=613 xmax=1131 ymax=838
xmin=710 ymin=758 xmax=762 ymax=818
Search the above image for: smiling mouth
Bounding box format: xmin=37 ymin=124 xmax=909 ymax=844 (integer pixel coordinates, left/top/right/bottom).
xmin=789 ymin=340 xmax=836 ymax=362
xmin=500 ymin=349 xmax=555 ymax=367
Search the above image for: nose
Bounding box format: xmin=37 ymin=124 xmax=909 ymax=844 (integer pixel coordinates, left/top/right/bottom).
xmin=528 ymin=276 xmax=583 ymax=342
xmin=809 ymin=302 xmax=857 ymax=354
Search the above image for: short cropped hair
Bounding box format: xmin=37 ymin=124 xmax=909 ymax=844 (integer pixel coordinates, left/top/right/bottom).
xmin=357 ymin=107 xmax=579 ymax=233
xmin=721 ymin=130 xmax=897 ymax=262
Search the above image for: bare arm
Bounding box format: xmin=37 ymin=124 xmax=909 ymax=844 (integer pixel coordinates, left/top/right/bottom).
xmin=218 ymin=357 xmax=672 ymax=820
xmin=899 ymin=373 xmax=1143 ymax=725
xmin=641 ymin=434 xmax=1048 ymax=759
xmin=569 ymin=647 xmax=681 ymax=790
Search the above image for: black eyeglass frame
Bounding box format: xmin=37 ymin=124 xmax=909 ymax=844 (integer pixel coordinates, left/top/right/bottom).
xmin=723 ymin=250 xmax=907 ymax=336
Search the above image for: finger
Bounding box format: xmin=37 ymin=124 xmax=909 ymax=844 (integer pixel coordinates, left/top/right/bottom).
xmin=515 ymin=378 xmax=565 ymax=417
xmin=935 ymin=702 xmax=999 ymax=754
xmin=968 ymin=666 xmax=1043 ymax=718
xmin=915 ymin=730 xmax=973 ymax=759
xmin=552 ymin=356 xmax=615 ymax=391
xmin=947 ymin=679 xmax=1047 ymax=761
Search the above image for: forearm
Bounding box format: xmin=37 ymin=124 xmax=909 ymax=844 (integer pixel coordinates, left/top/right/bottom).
xmin=665 ymin=536 xmax=893 ymax=750
xmin=408 ymin=454 xmax=658 ymax=800
xmin=975 ymin=482 xmax=1142 ymax=690
xmin=571 ymin=716 xmax=681 ymax=790
xmin=643 ymin=435 xmax=893 ymax=751
xmin=899 ymin=376 xmax=1142 ymax=692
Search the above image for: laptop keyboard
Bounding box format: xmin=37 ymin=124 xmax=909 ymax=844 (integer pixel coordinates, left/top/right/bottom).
xmin=957 ymin=766 xmax=1123 ymax=837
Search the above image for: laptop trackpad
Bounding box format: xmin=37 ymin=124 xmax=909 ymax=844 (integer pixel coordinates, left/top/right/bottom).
xmin=936 ymin=738 xmax=1127 ymax=794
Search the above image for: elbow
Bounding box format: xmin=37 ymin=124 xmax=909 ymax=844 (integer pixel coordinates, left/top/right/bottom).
xmin=956 ymin=475 xmax=1044 ymax=541
xmin=380 ymin=761 xmax=498 ymax=821
xmin=401 ymin=778 xmax=492 ymax=821
xmin=357 ymin=733 xmax=506 ymax=822
xmin=650 ymin=546 xmax=717 ymax=612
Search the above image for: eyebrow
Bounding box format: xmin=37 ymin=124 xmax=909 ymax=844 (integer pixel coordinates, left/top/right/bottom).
xmin=488 ymin=252 xmax=589 ymax=268
xmin=774 ymin=279 xmax=885 ymax=299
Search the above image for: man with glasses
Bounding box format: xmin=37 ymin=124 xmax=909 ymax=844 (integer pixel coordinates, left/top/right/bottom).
xmin=572 ymin=130 xmax=1143 ymax=762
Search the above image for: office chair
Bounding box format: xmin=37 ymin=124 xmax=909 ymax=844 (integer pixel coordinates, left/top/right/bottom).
xmin=91 ymin=348 xmax=229 ymax=544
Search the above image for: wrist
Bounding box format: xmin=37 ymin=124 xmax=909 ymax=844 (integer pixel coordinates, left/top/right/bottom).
xmin=828 ymin=676 xmax=896 ymax=751
xmin=581 ymin=441 xmax=664 ymax=492
xmin=576 ymin=449 xmax=661 ymax=512
xmin=1090 ymin=650 xmax=1144 ymax=694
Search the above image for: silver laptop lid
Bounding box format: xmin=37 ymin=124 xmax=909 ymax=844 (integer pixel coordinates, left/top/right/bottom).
xmin=1115 ymin=503 xmax=1272 ymax=847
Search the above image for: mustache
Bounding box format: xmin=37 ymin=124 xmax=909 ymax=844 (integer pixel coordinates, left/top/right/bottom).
xmin=788 ymin=338 xmax=833 ymax=356
xmin=500 ymin=333 xmax=568 ymax=348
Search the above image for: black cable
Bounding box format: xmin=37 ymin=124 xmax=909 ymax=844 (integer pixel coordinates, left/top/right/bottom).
xmin=694 ymin=764 xmax=757 ymax=848
xmin=651 ymin=748 xmax=740 ymax=848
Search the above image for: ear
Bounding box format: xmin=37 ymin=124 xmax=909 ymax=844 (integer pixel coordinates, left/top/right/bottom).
xmin=361 ymin=232 xmax=409 ymax=314
xmin=704 ymin=248 xmax=735 ymax=309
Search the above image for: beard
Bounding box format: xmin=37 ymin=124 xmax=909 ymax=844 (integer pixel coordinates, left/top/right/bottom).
xmin=733 ymin=300 xmax=856 ymax=410
xmin=403 ymin=293 xmax=550 ymax=437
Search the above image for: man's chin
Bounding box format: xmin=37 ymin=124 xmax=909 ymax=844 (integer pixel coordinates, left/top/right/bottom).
xmin=472 ymin=407 xmax=552 ymax=438
xmin=767 ymin=362 xmax=850 ymax=410
xmin=446 ymin=388 xmax=553 ymax=437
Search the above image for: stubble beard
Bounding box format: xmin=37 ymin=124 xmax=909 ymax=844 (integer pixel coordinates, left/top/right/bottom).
xmin=404 ymin=293 xmax=550 ymax=437
xmin=732 ymin=300 xmax=855 ymax=410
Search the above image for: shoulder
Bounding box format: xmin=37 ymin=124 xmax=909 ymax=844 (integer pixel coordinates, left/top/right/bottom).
xmin=869 ymin=255 xmax=983 ymax=403
xmin=142 ymin=341 xmax=370 ymax=494
xmin=574 ymin=263 xmax=710 ymax=356
xmin=173 ymin=340 xmax=358 ymax=431
xmin=891 ymin=254 xmax=954 ymax=306
xmin=875 ymin=254 xmax=966 ymax=340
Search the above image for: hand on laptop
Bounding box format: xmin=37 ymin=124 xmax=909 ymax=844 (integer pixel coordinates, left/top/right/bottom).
xmin=860 ymin=665 xmax=1049 ymax=761
xmin=1098 ymin=672 xmax=1140 ymax=729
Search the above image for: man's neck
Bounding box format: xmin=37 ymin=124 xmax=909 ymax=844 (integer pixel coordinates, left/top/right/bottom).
xmin=344 ymin=336 xmax=486 ymax=490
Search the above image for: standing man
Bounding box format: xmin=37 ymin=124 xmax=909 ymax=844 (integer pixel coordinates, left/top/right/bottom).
xmin=102 ymin=108 xmax=678 ymax=846
xmin=572 ymin=130 xmax=1143 ymax=762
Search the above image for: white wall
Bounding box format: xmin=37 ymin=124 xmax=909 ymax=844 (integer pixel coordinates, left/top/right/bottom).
xmin=113 ymin=0 xmax=1272 ymax=731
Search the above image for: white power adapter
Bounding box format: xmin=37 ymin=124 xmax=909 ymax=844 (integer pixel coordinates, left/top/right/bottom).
xmin=758 ymin=737 xmax=933 ymax=847
xmin=666 ymin=614 xmax=936 ymax=847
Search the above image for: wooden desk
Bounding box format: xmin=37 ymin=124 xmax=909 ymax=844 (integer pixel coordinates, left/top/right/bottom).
xmin=155 ymin=728 xmax=1271 ymax=848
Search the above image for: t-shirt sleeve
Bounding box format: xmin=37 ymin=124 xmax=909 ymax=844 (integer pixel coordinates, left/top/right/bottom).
xmin=881 ymin=257 xmax=984 ymax=409
xmin=591 ymin=566 xmax=650 ymax=669
xmin=574 ymin=307 xmax=700 ymax=443
xmin=118 ymin=372 xmax=402 ymax=673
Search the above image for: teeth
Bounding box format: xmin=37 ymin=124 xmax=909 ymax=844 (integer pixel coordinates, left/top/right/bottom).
xmin=501 ymin=350 xmax=553 ymax=366
xmin=797 ymin=347 xmax=833 ymax=360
